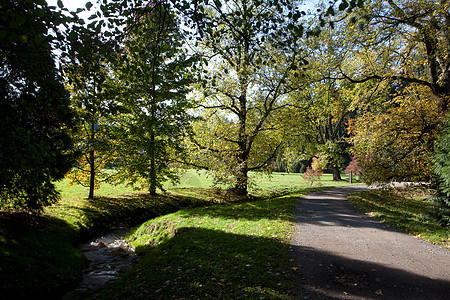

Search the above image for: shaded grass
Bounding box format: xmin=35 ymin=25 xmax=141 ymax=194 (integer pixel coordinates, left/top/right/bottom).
xmin=90 ymin=193 xmax=303 ymax=299
xmin=348 ymin=187 xmax=450 ymax=249
xmin=0 ymin=212 xmax=87 ymax=297
xmin=1 ymin=191 xmax=211 ymax=297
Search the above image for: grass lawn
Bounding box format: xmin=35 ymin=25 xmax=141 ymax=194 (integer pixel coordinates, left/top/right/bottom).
xmin=1 ymin=170 xmax=353 ymax=298
xmin=90 ymin=193 xmax=303 ymax=299
xmin=348 ymin=186 xmax=450 ymax=249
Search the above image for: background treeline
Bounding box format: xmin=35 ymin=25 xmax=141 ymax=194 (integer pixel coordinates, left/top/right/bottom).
xmin=1 ymin=0 xmax=449 ymax=224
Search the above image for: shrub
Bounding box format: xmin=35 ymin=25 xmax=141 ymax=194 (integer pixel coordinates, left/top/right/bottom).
xmin=303 ymin=167 xmax=324 ymax=188
xmin=431 ymin=114 xmax=450 ymax=226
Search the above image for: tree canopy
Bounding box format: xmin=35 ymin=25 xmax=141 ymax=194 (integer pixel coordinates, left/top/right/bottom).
xmin=0 ymin=0 xmax=76 ymax=210
xmin=111 ymin=1 xmax=197 ymax=194
xmin=1 ymin=0 xmax=450 ymax=212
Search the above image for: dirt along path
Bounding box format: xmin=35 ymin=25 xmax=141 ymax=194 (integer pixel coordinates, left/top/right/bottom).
xmin=290 ymin=186 xmax=450 ymax=299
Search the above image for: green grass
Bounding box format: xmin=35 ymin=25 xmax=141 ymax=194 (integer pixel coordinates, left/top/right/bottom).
xmin=90 ymin=193 xmax=302 ymax=299
xmin=1 ymin=170 xmax=354 ymax=298
xmin=348 ymin=187 xmax=450 ymax=249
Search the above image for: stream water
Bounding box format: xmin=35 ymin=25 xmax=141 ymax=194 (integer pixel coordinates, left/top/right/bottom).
xmin=62 ymin=228 xmax=138 ymax=300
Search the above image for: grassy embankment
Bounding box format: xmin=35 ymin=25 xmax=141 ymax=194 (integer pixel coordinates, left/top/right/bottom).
xmin=348 ymin=186 xmax=450 ymax=249
xmin=88 ymin=172 xmax=355 ymax=299
xmin=0 ymin=170 xmax=349 ymax=298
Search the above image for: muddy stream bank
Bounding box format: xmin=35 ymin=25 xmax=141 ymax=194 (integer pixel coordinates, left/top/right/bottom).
xmin=62 ymin=228 xmax=138 ymax=300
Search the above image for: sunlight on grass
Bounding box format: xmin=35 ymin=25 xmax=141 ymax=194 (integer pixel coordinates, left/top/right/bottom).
xmin=348 ymin=187 xmax=449 ymax=249
xmin=2 ymin=169 xmax=354 ymax=298
xmin=91 ymin=193 xmax=302 ymax=299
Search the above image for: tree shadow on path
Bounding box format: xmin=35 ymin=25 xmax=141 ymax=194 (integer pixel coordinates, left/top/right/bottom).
xmin=294 ymin=187 xmax=395 ymax=230
xmin=291 ymin=244 xmax=450 ymax=299
xmin=291 ymin=186 xmax=450 ymax=299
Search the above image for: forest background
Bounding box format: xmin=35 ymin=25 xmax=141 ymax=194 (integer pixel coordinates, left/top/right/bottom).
xmin=1 ymin=0 xmax=449 ymax=224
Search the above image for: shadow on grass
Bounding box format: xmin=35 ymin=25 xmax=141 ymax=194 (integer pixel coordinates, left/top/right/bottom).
xmin=173 ymin=188 xmax=328 ymax=223
xmin=93 ymin=226 xmax=450 ymax=300
xmin=0 ymin=212 xmax=87 ymax=298
xmin=348 ymin=189 xmax=449 ymax=246
xmin=61 ymin=191 xmax=213 ymax=239
xmin=92 ymin=227 xmax=295 ymax=300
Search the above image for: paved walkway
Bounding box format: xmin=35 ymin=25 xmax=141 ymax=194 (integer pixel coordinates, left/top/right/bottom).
xmin=290 ymin=186 xmax=450 ymax=299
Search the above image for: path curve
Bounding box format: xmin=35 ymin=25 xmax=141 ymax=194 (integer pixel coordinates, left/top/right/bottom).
xmin=290 ymin=186 xmax=450 ymax=299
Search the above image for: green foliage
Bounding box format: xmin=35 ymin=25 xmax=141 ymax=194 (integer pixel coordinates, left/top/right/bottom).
xmin=112 ymin=2 xmax=197 ymax=194
xmin=317 ymin=141 xmax=346 ymax=170
xmin=64 ymin=32 xmax=124 ymax=199
xmin=348 ymin=187 xmax=449 ymax=248
xmin=432 ymin=115 xmax=450 ymax=226
xmin=0 ymin=0 xmax=76 ymax=210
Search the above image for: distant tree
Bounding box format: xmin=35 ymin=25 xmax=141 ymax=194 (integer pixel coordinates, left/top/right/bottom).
xmin=0 ymin=0 xmax=76 ymax=210
xmin=345 ymin=156 xmax=362 ymax=179
xmin=287 ymin=11 xmax=357 ymax=181
xmin=186 ymin=0 xmax=305 ymax=198
xmin=64 ymin=33 xmax=123 ymax=199
xmin=112 ymin=1 xmax=197 ymax=195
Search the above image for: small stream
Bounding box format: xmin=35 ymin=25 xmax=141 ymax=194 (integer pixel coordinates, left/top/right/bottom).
xmin=62 ymin=228 xmax=138 ymax=300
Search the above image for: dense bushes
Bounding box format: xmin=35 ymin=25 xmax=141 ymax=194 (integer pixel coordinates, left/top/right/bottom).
xmin=431 ymin=114 xmax=450 ymax=226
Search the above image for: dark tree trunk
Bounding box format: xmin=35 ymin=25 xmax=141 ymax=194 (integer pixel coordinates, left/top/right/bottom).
xmin=234 ymin=158 xmax=249 ymax=198
xmin=331 ymin=165 xmax=342 ymax=181
xmin=88 ymin=149 xmax=95 ymax=199
xmin=88 ymin=121 xmax=95 ymax=199
xmin=149 ymin=127 xmax=157 ymax=195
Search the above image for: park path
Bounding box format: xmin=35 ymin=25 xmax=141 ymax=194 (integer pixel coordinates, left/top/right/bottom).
xmin=290 ymin=186 xmax=450 ymax=299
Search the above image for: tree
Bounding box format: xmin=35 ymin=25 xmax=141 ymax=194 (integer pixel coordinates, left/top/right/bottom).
xmin=342 ymin=0 xmax=450 ymax=114
xmin=186 ymin=0 xmax=305 ymax=198
xmin=286 ymin=10 xmax=359 ymax=181
xmin=64 ymin=33 xmax=122 ymax=199
xmin=0 ymin=0 xmax=76 ymax=210
xmin=350 ymin=85 xmax=441 ymax=184
xmin=112 ymin=1 xmax=197 ymax=195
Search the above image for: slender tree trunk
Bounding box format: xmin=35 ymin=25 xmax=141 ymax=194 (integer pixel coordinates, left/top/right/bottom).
xmin=149 ymin=100 xmax=157 ymax=195
xmin=149 ymin=127 xmax=157 ymax=195
xmin=88 ymin=122 xmax=95 ymax=199
xmin=331 ymin=165 xmax=342 ymax=181
xmin=234 ymin=83 xmax=249 ymax=198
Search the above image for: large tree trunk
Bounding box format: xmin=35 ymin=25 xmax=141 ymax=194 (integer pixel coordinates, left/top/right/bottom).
xmin=234 ymin=150 xmax=249 ymax=198
xmin=331 ymin=165 xmax=342 ymax=181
